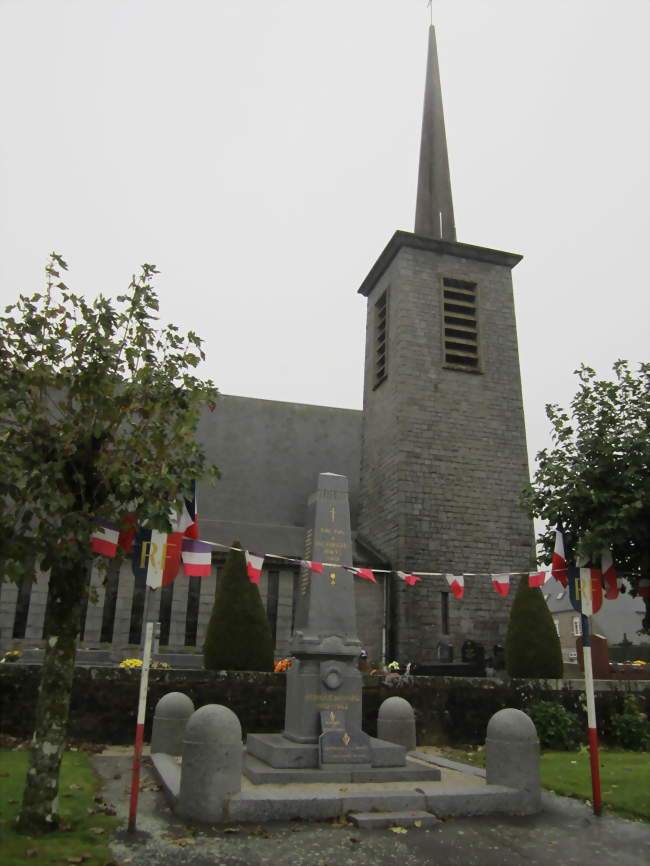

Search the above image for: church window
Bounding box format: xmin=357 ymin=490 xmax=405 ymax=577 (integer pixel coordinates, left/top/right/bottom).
xmin=442 ymin=278 xmax=479 ymax=369
xmin=441 ymin=591 xmax=449 ymax=634
xmin=374 ymin=290 xmax=388 ymax=387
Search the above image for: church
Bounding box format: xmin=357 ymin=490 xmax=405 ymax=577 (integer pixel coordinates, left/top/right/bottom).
xmin=1 ymin=26 xmax=533 ymax=667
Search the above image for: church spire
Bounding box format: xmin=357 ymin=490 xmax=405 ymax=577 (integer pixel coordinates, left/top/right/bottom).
xmin=414 ymin=25 xmax=456 ymax=241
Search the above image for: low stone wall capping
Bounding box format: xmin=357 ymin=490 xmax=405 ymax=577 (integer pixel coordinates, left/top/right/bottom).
xmin=1 ymin=667 xmax=648 ymax=746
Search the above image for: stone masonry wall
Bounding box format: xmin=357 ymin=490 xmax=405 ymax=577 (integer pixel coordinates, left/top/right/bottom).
xmin=359 ymin=242 xmax=534 ymax=664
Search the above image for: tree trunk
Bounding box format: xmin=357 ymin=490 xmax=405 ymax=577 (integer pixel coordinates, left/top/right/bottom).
xmin=16 ymin=560 xmax=86 ymax=835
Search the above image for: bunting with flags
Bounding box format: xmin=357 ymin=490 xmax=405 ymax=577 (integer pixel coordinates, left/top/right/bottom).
xmin=181 ymin=538 xmax=213 ymax=577
xmin=397 ymin=571 xmax=421 ymax=586
xmin=300 ymin=559 xmax=324 ymax=574
xmin=528 ymin=571 xmax=551 ymax=588
xmin=491 ymin=574 xmax=510 ymax=596
xmin=446 ymin=574 xmax=464 ymax=599
xmin=345 ymin=566 xmax=377 ymax=583
xmin=245 ymin=551 xmax=264 ymax=584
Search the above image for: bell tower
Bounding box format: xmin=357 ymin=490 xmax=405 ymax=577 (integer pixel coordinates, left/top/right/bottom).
xmin=358 ymin=25 xmax=533 ymax=663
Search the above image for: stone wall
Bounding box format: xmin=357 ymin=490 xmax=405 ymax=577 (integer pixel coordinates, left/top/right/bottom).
xmin=2 ymin=666 xmax=647 ymax=746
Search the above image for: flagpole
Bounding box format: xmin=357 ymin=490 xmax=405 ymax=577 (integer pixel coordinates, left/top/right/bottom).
xmin=581 ymin=613 xmax=602 ymax=816
xmin=128 ymin=585 xmax=155 ymax=833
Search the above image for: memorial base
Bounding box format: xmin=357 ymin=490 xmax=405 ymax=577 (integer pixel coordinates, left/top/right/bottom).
xmin=244 ymin=733 xmax=441 ymax=784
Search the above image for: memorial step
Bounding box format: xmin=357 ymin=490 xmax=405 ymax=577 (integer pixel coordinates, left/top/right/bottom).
xmin=348 ymin=810 xmax=439 ymax=830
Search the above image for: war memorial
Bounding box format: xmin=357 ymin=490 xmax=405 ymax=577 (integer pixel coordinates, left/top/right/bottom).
xmin=150 ymin=473 xmax=541 ymax=824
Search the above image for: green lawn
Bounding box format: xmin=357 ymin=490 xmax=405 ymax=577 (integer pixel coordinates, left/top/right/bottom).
xmin=0 ymin=750 xmax=119 ymax=866
xmin=434 ymin=745 xmax=650 ymax=822
xmin=540 ymin=749 xmax=650 ymax=821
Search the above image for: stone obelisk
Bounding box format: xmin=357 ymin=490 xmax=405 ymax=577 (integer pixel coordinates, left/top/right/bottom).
xmin=284 ymin=472 xmax=364 ymax=743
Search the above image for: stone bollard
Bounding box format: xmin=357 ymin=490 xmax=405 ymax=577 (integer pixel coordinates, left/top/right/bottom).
xmin=177 ymin=704 xmax=242 ymax=823
xmin=377 ymin=696 xmax=417 ymax=752
xmin=151 ymin=692 xmax=195 ymax=756
xmin=485 ymin=708 xmax=541 ymax=814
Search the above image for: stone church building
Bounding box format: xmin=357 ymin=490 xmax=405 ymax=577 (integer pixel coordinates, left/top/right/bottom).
xmin=0 ymin=27 xmax=533 ymax=666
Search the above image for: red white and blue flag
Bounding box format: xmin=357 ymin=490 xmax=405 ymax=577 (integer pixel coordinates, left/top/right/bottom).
xmin=491 ymin=574 xmax=510 ymax=596
xmin=397 ymin=571 xmax=421 ymax=586
xmin=245 ymin=551 xmax=264 ymax=584
xmin=132 ymin=529 xmax=183 ymax=589
xmin=601 ymin=550 xmax=619 ymax=600
xmin=181 ymin=538 xmax=213 ymax=577
xmin=568 ymin=567 xmax=603 ymax=616
xmin=446 ymin=574 xmax=464 ymax=599
xmin=175 ymin=481 xmax=199 ymax=539
xmin=551 ymin=525 xmax=568 ymax=587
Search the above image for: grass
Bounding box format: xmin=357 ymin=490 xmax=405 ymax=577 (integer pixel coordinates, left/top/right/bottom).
xmin=432 ymin=744 xmax=650 ymax=822
xmin=0 ymin=750 xmax=120 ymax=866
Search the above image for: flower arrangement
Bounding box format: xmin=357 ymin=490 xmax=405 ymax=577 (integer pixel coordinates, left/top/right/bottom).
xmin=387 ymin=660 xmax=401 ymax=672
xmin=151 ymin=660 xmax=171 ymax=669
xmin=3 ymin=650 xmax=21 ymax=663
xmin=119 ymin=658 xmax=143 ymax=669
xmin=274 ymin=657 xmax=293 ymax=673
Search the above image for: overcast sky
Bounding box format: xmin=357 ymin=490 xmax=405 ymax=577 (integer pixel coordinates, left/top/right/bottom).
xmin=1 ymin=0 xmax=648 ymax=474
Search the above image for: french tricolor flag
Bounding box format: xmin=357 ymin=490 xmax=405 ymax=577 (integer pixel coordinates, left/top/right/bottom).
xmin=491 ymin=574 xmax=510 ymax=597
xmin=300 ymin=560 xmax=324 ymax=574
xmin=245 ymin=551 xmax=264 ymax=584
xmin=446 ymin=574 xmax=464 ymax=599
xmin=397 ymin=571 xmax=421 ymax=586
xmin=175 ymin=481 xmax=199 ymax=539
xmin=551 ymin=525 xmax=567 ymax=587
xmin=91 ymin=522 xmax=119 ymax=558
xmin=181 ymin=538 xmax=212 ymax=577
xmin=601 ymin=550 xmax=619 ymax=600
xmin=345 ymin=567 xmax=377 ymax=583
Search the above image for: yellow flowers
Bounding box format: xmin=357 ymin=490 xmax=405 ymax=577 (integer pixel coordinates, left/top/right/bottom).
xmin=119 ymin=658 xmax=143 ymax=669
xmin=3 ymin=650 xmax=21 ymax=663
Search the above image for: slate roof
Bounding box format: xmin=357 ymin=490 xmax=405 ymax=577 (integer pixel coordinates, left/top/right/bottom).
xmin=194 ymin=394 xmax=384 ymax=564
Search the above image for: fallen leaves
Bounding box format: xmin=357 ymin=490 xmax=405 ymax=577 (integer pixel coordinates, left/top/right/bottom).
xmin=389 ymin=826 xmax=408 ymax=834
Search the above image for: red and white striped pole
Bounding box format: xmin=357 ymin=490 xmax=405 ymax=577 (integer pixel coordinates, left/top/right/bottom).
xmin=581 ymin=612 xmax=602 ymax=816
xmin=128 ymin=592 xmax=154 ymax=834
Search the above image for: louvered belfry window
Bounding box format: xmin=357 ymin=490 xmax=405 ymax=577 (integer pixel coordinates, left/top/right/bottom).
xmin=374 ymin=290 xmax=388 ymax=387
xmin=442 ymin=277 xmax=479 ymax=369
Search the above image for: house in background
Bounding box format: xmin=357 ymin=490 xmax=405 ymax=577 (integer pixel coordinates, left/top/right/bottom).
xmin=545 ymin=584 xmax=648 ymax=671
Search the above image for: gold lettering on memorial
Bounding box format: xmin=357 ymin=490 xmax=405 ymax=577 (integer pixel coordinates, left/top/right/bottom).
xmin=329 ymin=571 xmax=336 ymax=586
xmin=342 ymin=732 xmax=351 ymax=746
xmin=330 ymin=506 xmax=336 ymax=522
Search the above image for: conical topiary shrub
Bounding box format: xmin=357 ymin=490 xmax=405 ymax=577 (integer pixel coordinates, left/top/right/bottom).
xmin=505 ymin=574 xmax=563 ymax=678
xmin=203 ymin=541 xmax=274 ymax=672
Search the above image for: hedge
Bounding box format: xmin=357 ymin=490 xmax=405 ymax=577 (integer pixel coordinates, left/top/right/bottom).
xmin=1 ymin=666 xmax=648 ymax=746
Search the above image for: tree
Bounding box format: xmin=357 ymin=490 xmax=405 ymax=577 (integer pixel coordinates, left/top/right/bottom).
xmin=522 ymin=361 xmax=650 ymax=630
xmin=203 ymin=542 xmax=274 ymax=672
xmin=0 ymin=255 xmax=218 ymax=834
xmin=505 ymin=574 xmax=563 ymax=678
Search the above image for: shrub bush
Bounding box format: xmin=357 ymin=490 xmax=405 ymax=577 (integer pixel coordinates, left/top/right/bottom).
xmin=609 ymin=694 xmax=650 ymax=751
xmin=505 ymin=574 xmax=563 ymax=678
xmin=203 ymin=541 xmax=275 ymax=672
xmin=529 ymin=700 xmax=582 ymax=750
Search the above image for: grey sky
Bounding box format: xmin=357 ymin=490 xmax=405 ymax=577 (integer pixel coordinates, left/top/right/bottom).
xmin=1 ymin=0 xmax=648 ymax=472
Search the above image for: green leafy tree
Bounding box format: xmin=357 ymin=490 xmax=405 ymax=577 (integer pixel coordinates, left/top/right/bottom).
xmin=522 ymin=361 xmax=650 ymax=630
xmin=505 ymin=574 xmax=563 ymax=678
xmin=0 ymin=255 xmax=218 ymax=834
xmin=203 ymin=542 xmax=274 ymax=672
